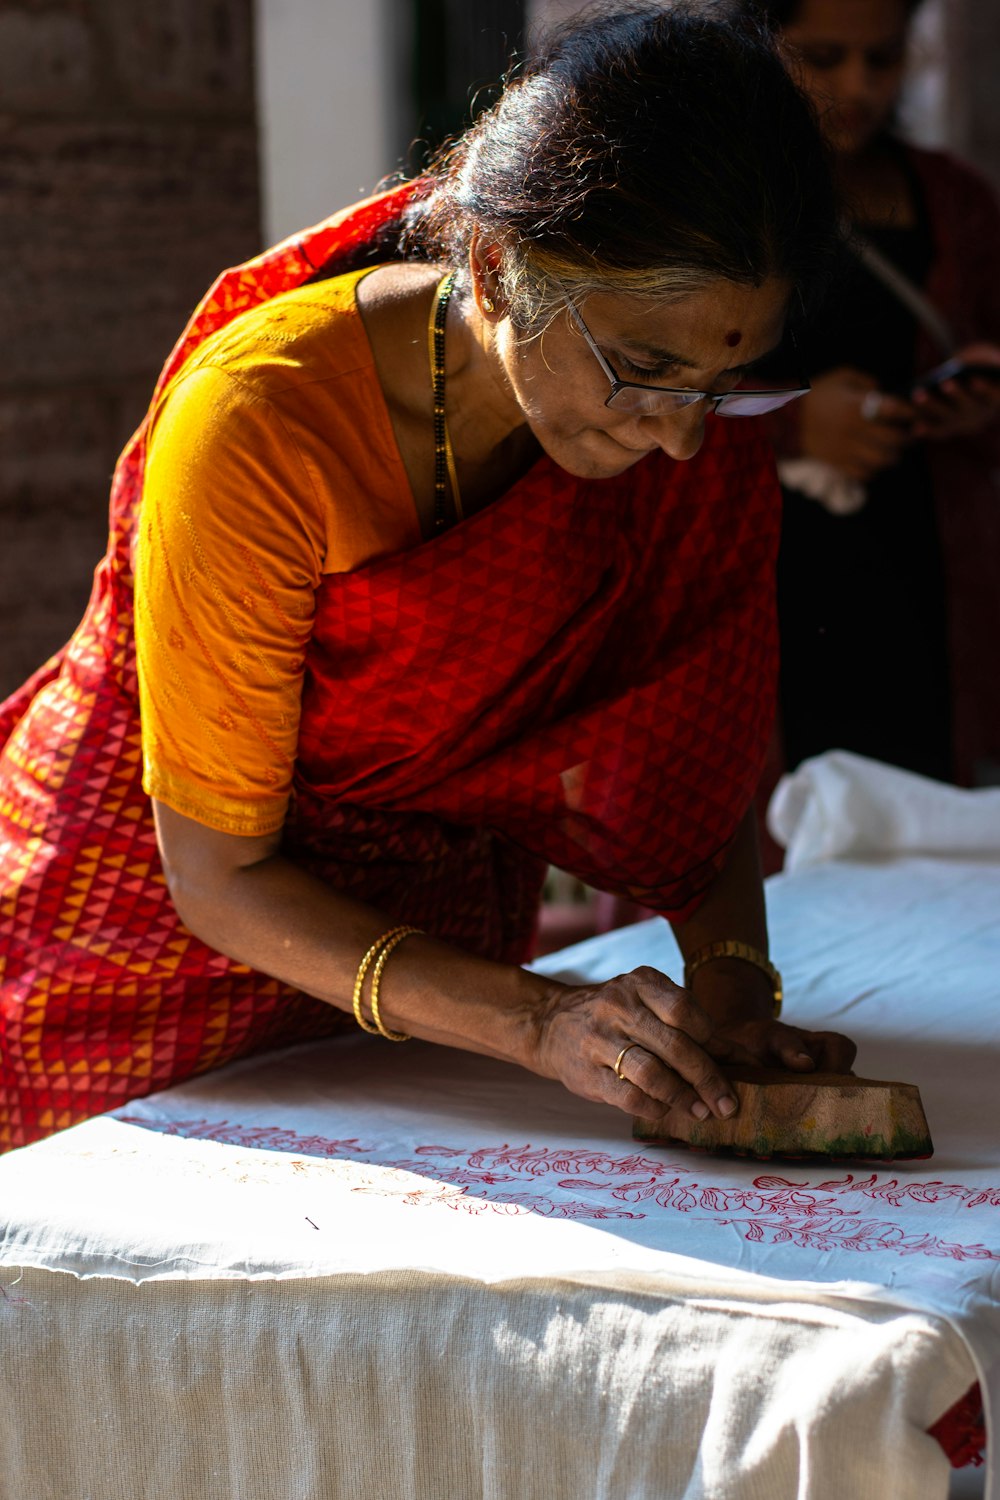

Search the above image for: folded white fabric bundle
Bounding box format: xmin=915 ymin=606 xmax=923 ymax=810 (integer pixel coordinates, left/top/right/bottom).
xmin=777 ymin=457 xmax=866 ymax=515
xmin=768 ymin=749 xmax=1000 ymax=871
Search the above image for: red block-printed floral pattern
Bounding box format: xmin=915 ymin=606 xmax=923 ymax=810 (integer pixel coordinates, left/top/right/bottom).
xmin=117 ymin=1115 xmax=1000 ymax=1263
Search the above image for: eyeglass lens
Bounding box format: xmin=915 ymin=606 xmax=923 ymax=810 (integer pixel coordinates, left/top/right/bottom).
xmin=606 ymin=387 xmax=805 ymax=417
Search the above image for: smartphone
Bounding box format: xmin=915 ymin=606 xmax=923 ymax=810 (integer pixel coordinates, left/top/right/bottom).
xmin=911 ymin=357 xmax=1000 ymax=395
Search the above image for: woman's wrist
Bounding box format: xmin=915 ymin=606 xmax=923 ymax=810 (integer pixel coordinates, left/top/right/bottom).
xmin=685 ymin=956 xmax=776 ymax=1027
xmin=366 ymin=932 xmax=563 ymax=1074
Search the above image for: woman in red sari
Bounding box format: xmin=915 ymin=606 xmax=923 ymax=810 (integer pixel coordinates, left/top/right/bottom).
xmin=0 ymin=4 xmax=855 ymax=1153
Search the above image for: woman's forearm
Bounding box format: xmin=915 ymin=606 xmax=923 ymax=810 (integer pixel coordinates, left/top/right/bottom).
xmin=154 ymin=799 xmax=552 ymax=1069
xmin=669 ymin=807 xmax=775 ymax=1023
xmin=154 ymin=797 xmax=854 ymax=1115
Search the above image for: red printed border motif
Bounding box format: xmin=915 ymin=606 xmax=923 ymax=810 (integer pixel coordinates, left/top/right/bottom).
xmin=116 ymin=1114 xmax=1000 ymax=1261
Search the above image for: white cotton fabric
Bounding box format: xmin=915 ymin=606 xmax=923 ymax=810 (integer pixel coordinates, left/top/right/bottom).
xmin=2 ymin=855 xmax=1000 ymax=1500
xmin=768 ymin=750 xmax=1000 ymax=871
xmin=777 ymin=457 xmax=867 ymax=516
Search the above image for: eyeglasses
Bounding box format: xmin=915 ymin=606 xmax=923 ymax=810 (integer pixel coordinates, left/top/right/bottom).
xmin=562 ymin=291 xmax=810 ymax=418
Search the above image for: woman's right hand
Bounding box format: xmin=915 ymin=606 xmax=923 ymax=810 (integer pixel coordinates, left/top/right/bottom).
xmin=797 ymin=366 xmax=915 ymax=482
xmin=533 ymin=966 xmax=747 ymax=1126
xmin=151 ymin=803 xmax=758 ymax=1123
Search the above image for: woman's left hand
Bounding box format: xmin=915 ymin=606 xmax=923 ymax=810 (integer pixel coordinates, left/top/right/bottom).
xmin=687 ymin=953 xmax=857 ymax=1076
xmin=912 ymin=341 xmax=1000 ymax=441
xmin=707 ymin=1011 xmax=858 ymax=1075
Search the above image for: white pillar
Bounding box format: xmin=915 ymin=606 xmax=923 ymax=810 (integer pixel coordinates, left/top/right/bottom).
xmin=253 ymin=0 xmax=399 ymax=246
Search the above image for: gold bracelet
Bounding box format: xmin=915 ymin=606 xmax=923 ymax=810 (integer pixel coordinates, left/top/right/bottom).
xmin=352 ymin=926 xmax=413 ymax=1036
xmin=351 ymin=925 xmax=420 ymax=1040
xmin=368 ymin=927 xmax=420 ymax=1041
xmin=683 ymin=939 xmax=783 ymax=1019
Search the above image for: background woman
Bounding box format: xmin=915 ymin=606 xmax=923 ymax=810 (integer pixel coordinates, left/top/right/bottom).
xmin=0 ymin=5 xmax=855 ymax=1154
xmin=748 ymin=0 xmax=1000 ymax=791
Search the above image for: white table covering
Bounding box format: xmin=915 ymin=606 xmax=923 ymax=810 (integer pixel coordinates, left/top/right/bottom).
xmin=2 ymin=847 xmax=998 ymax=1499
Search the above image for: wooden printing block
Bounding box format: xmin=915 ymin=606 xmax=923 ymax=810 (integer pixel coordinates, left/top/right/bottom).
xmin=632 ymin=1067 xmax=933 ymax=1161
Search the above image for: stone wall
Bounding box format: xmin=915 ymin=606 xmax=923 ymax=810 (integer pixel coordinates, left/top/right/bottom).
xmin=0 ymin=0 xmax=261 ymax=700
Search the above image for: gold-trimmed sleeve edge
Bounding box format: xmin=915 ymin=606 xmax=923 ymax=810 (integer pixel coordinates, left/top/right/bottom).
xmin=143 ymin=766 xmax=289 ymax=838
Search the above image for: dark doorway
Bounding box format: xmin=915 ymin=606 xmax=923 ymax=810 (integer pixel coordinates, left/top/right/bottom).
xmin=387 ymin=0 xmax=526 ymax=173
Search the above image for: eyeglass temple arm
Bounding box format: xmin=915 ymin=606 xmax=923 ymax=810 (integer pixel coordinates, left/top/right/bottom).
xmin=559 ymin=286 xmax=621 ymax=385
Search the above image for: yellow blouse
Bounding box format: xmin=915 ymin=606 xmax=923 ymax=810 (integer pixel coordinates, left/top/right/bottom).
xmin=134 ymin=267 xmax=420 ymax=836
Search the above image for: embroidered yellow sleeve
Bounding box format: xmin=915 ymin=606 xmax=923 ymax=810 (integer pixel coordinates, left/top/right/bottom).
xmin=135 ymin=364 xmax=326 ymax=836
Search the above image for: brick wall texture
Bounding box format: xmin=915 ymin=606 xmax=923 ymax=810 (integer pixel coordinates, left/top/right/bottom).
xmin=1 ymin=0 xmax=261 ymax=699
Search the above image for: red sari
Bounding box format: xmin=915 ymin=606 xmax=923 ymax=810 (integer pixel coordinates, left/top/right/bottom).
xmin=0 ymin=187 xmax=780 ymax=1152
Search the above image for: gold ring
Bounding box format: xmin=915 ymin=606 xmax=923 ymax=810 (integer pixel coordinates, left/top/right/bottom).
xmin=613 ymin=1042 xmax=642 ymax=1081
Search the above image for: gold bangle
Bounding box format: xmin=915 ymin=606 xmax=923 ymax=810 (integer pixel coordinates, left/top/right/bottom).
xmin=352 ymin=925 xmax=413 ymax=1036
xmin=368 ymin=927 xmax=420 ymax=1041
xmin=683 ymin=939 xmax=783 ymax=1019
xmin=351 ymin=925 xmax=420 ymax=1040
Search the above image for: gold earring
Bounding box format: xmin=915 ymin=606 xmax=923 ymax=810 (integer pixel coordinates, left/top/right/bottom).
xmin=482 ymin=295 xmax=495 ymax=314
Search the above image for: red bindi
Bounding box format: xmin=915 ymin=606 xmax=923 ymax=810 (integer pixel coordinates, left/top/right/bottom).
xmin=724 ymin=329 xmax=742 ymax=348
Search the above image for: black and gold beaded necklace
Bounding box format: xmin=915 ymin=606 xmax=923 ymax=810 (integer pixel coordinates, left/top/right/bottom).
xmin=427 ymin=271 xmax=463 ymax=531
